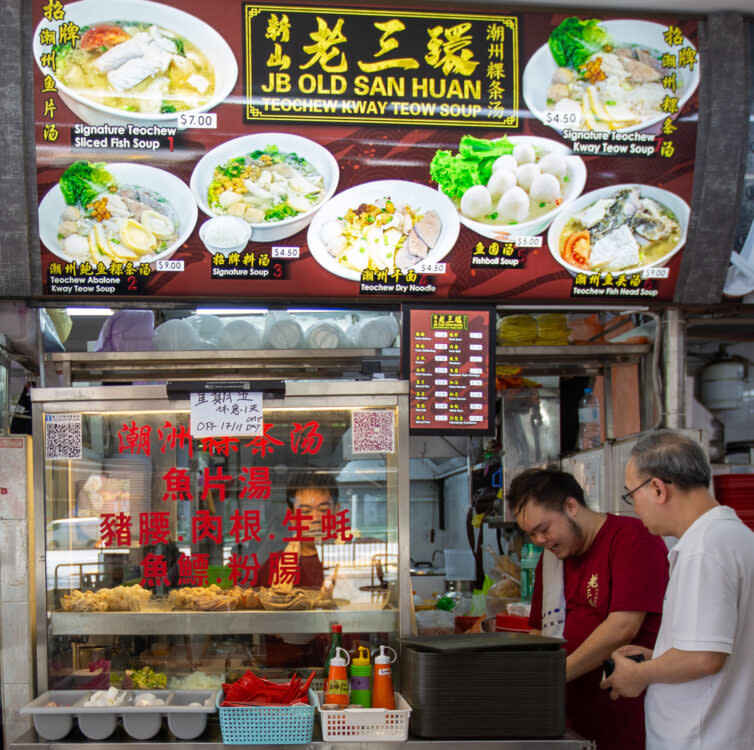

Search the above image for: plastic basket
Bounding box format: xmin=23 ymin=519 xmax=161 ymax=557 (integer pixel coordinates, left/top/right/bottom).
xmin=216 ymin=689 xmax=315 ymax=745
xmin=314 ymin=691 xmax=411 ymax=742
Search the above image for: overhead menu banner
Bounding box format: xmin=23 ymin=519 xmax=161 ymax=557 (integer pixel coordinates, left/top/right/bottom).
xmin=32 ymin=1 xmax=699 ymax=303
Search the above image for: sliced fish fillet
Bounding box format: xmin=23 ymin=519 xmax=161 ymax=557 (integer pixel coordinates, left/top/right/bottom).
xmin=93 ymin=35 xmax=146 ymax=73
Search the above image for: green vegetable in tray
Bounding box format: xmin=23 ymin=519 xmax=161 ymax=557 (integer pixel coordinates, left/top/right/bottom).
xmin=548 ymin=17 xmax=611 ymax=69
xmin=126 ymin=666 xmax=166 ymax=690
xmin=429 ymin=134 xmax=515 ymax=200
xmin=59 ymin=160 xmax=114 ymax=207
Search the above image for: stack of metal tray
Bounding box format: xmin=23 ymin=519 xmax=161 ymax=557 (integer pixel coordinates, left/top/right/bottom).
xmin=400 ymin=633 xmax=566 ymax=739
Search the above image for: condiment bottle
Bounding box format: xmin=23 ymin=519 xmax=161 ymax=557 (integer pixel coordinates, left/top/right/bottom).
xmin=349 ymin=646 xmax=372 ymax=707
xmin=371 ymin=645 xmax=396 ymax=710
xmin=324 ymin=647 xmax=350 ymax=707
xmin=323 ymin=623 xmax=343 ymax=693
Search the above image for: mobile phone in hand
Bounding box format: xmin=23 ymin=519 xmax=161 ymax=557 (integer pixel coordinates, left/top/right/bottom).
xmin=603 ymin=653 xmax=645 ymax=679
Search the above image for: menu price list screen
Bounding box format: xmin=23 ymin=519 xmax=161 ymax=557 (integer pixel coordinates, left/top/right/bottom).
xmin=403 ymin=306 xmax=495 ymax=435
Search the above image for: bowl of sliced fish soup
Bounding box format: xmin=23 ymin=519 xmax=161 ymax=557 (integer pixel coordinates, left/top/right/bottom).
xmin=546 ymin=184 xmax=689 ymax=276
xmin=32 ymin=0 xmax=237 ymax=127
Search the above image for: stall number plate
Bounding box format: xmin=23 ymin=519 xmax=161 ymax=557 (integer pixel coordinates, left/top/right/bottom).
xmin=177 ymin=113 xmax=217 ymax=130
xmin=156 ymin=259 xmax=184 ymax=272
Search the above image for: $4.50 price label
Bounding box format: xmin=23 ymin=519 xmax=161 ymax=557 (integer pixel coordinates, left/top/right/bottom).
xmin=177 ymin=112 xmax=217 ymax=130
xmin=415 ymin=261 xmax=446 ymax=274
xmin=271 ymin=246 xmax=300 ymax=259
xmin=156 ymin=259 xmax=184 ymax=272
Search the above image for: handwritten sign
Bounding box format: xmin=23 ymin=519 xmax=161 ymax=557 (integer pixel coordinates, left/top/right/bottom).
xmin=190 ymin=392 xmax=263 ymax=438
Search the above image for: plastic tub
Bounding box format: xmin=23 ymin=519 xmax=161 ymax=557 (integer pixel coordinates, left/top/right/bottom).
xmin=166 ymin=690 xmax=219 ymax=740
xmin=495 ymin=613 xmax=531 ymax=633
xmin=20 ymin=691 xmax=89 ymax=740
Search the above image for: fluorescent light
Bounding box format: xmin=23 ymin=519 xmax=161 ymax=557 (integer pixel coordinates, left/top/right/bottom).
xmin=196 ymin=308 xmax=268 ymax=315
xmin=66 ymin=307 xmax=113 ymax=316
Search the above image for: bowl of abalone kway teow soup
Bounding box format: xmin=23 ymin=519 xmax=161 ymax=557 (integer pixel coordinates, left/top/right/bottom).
xmin=546 ymin=183 xmax=689 ymax=276
xmin=32 ymin=0 xmax=237 ymax=127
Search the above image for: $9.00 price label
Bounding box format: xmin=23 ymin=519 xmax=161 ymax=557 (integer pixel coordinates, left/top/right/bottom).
xmin=177 ymin=112 xmax=217 ymax=130
xmin=415 ymin=261 xmax=446 ymax=274
xmin=271 ymin=246 xmax=300 ymax=259
xmin=642 ymin=267 xmax=670 ymax=279
xmin=156 ymin=259 xmax=184 ymax=272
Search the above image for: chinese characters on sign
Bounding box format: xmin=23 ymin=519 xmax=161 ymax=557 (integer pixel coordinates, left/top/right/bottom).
xmin=105 ymin=414 xmax=352 ymax=587
xmin=405 ymin=307 xmax=494 ymax=434
xmin=190 ymin=391 xmax=264 ymax=437
xmin=245 ymin=6 xmax=519 ymax=127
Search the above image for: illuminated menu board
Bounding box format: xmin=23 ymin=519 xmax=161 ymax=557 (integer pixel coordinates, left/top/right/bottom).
xmin=403 ymin=306 xmax=495 ymax=435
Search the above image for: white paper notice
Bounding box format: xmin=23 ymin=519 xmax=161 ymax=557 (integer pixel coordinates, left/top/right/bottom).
xmin=45 ymin=413 xmax=82 ymax=459
xmin=190 ymin=392 xmax=263 ymax=438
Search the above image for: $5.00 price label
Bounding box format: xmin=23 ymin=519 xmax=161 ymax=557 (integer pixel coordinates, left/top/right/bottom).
xmin=177 ymin=112 xmax=217 ymax=130
xmin=156 ymin=259 xmax=184 ymax=272
xmin=511 ymin=236 xmax=543 ymax=248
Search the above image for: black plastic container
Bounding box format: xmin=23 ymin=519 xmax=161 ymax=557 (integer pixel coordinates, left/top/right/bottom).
xmin=401 ymin=633 xmax=566 ymax=739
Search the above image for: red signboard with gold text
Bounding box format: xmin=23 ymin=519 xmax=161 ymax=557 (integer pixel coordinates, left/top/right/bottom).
xmin=33 ymin=1 xmax=700 ymax=303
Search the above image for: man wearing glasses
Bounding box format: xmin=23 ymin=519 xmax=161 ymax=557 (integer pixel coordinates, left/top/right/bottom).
xmin=506 ymin=468 xmax=668 ymax=750
xmin=601 ymin=429 xmax=754 ymax=749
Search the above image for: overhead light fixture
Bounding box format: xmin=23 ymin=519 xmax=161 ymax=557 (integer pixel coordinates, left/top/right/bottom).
xmin=196 ymin=307 xmax=268 ymax=315
xmin=66 ymin=307 xmax=113 ymax=316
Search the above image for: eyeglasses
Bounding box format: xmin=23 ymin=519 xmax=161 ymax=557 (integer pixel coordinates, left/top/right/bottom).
xmin=621 ymin=476 xmax=671 ymax=505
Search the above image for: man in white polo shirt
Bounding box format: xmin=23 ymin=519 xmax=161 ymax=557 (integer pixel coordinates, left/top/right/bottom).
xmin=601 ymin=429 xmax=754 ymax=749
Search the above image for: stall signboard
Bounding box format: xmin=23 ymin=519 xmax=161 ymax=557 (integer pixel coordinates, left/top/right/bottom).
xmin=33 ymin=1 xmax=699 ymax=303
xmin=403 ymin=305 xmax=495 ymax=435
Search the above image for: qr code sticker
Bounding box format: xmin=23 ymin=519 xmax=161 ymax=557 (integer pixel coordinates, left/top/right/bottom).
xmin=352 ymin=410 xmax=395 ymax=454
xmin=45 ymin=413 xmax=82 ymax=460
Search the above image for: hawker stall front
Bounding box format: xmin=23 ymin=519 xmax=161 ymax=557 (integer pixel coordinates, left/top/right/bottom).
xmin=1 ymin=0 xmax=750 ymax=748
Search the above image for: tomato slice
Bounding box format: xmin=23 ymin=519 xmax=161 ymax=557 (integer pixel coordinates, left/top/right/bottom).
xmin=562 ymin=231 xmax=591 ymax=269
xmin=80 ymin=25 xmax=131 ymax=51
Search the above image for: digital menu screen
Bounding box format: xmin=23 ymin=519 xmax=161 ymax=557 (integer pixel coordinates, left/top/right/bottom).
xmin=403 ymin=305 xmax=495 ymax=435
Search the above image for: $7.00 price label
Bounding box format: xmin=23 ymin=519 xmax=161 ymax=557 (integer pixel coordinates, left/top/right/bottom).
xmin=177 ymin=112 xmax=217 ymax=130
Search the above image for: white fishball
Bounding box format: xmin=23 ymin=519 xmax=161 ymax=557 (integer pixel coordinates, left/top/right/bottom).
xmin=529 ymin=173 xmax=562 ymax=203
xmin=487 ymin=169 xmax=516 ymax=199
xmin=515 ymin=163 xmax=541 ymax=192
xmin=513 ymin=142 xmax=536 ymax=165
xmin=497 ymin=186 xmax=530 ymax=223
xmin=460 ymin=184 xmax=492 ymax=219
xmin=492 ymin=155 xmax=518 ymax=173
xmin=538 ymin=153 xmax=567 ymax=178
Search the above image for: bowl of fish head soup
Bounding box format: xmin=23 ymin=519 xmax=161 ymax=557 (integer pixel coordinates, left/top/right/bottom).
xmin=32 ymin=0 xmax=237 ymax=127
xmin=190 ymin=132 xmax=339 ymax=243
xmin=546 ymin=183 xmax=690 ymax=276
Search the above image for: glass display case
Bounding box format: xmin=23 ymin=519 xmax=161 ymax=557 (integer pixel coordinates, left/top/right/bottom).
xmin=31 ymin=381 xmax=409 ymax=694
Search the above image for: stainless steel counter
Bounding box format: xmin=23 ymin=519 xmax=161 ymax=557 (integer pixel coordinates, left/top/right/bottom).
xmin=10 ymin=727 xmax=595 ymax=750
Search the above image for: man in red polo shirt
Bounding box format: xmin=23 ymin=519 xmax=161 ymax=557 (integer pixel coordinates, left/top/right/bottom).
xmin=506 ymin=468 xmax=668 ymax=749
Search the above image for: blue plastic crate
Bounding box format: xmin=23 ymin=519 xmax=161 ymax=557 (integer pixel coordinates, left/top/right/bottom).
xmin=216 ymin=689 xmax=315 ymax=745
